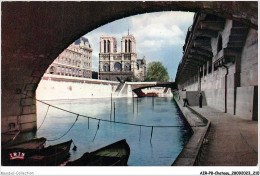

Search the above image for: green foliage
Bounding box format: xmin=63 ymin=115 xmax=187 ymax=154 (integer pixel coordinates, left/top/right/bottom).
xmin=145 ymin=62 xmax=169 ymax=82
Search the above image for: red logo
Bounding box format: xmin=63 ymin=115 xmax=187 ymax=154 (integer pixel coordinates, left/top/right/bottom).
xmin=9 ymin=152 xmax=25 ymax=160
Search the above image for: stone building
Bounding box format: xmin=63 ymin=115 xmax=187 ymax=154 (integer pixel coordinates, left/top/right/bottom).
xmin=99 ymin=34 xmax=146 ymax=81
xmin=135 ymin=58 xmax=146 ymax=81
xmin=176 ymin=12 xmax=258 ymax=121
xmin=46 ymin=37 xmax=93 ymax=78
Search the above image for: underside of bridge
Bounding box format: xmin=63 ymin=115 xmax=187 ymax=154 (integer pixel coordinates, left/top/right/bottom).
xmin=1 ymin=1 xmax=258 ymax=134
xmin=129 ymin=82 xmax=175 ymax=97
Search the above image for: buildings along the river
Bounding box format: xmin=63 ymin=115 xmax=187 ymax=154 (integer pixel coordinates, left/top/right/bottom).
xmin=45 ymin=37 xmax=93 ymax=78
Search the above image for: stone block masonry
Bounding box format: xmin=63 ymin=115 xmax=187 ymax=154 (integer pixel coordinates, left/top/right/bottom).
xmin=236 ymin=86 xmax=257 ymax=120
xmin=178 ymin=15 xmax=258 ymax=121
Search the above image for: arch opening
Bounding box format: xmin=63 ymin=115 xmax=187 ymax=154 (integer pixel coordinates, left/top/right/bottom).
xmin=1 ymin=1 xmax=257 ymax=140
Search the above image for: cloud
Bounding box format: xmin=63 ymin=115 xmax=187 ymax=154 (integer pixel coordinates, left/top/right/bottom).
xmin=129 ymin=11 xmax=194 ymax=30
xmin=92 ymin=62 xmax=98 ymax=71
xmin=85 ymin=11 xmax=194 ymax=78
xmin=130 ymin=12 xmax=193 ymax=54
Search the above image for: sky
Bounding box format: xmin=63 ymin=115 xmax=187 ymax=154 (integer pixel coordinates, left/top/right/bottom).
xmin=85 ymin=11 xmax=194 ymax=80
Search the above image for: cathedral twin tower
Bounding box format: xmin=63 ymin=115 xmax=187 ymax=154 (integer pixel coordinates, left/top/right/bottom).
xmin=99 ymin=34 xmax=146 ymax=82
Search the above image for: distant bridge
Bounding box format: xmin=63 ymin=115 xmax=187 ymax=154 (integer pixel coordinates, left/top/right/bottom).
xmin=129 ymin=82 xmax=175 ymax=90
xmin=117 ymin=82 xmax=176 ymax=97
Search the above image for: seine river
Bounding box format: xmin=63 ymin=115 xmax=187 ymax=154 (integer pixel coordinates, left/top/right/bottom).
xmin=36 ymin=97 xmax=192 ymax=166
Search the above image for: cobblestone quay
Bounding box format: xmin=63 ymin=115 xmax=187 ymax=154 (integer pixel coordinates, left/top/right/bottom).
xmin=173 ymin=92 xmax=257 ymax=166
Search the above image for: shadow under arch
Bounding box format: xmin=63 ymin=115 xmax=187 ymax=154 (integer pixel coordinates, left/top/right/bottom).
xmin=1 ymin=1 xmax=258 ymax=133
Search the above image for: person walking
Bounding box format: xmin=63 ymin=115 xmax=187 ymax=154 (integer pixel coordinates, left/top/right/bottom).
xmin=199 ymin=92 xmax=203 ymax=108
xmin=183 ymin=90 xmax=189 ymax=107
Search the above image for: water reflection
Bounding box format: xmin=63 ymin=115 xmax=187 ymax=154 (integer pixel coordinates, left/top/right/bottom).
xmin=35 ymin=97 xmax=192 ymax=166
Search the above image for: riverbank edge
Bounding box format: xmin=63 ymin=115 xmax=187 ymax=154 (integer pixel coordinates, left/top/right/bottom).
xmin=172 ymin=91 xmax=211 ymax=166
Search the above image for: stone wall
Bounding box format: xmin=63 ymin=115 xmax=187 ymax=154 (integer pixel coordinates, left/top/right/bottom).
xmin=240 ymin=29 xmax=258 ymax=87
xmin=236 ymin=86 xmax=256 ymax=120
xmin=178 ymin=91 xmax=207 ymax=107
xmin=204 ymin=89 xmax=225 ymax=112
xmin=181 ymin=22 xmax=258 ymax=120
xmin=36 ymin=74 xmax=120 ymax=100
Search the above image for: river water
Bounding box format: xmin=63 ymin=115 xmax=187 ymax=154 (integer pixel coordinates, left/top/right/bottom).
xmin=36 ymin=97 xmax=192 ymax=166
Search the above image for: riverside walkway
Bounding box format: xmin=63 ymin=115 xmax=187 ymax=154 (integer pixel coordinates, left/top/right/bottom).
xmin=191 ymin=106 xmax=258 ymax=166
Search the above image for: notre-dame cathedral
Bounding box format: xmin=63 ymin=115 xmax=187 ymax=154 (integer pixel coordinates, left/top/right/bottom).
xmin=99 ymin=34 xmax=146 ymax=82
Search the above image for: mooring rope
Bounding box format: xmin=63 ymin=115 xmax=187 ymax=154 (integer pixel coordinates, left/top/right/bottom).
xmin=150 ymin=126 xmax=154 ymax=143
xmin=31 ymin=95 xmax=195 ymax=128
xmin=37 ymin=105 xmax=50 ymax=131
xmin=92 ymin=120 xmax=100 ymax=142
xmin=46 ymin=114 xmax=79 ymax=141
xmin=22 ymin=93 xmax=206 ymax=141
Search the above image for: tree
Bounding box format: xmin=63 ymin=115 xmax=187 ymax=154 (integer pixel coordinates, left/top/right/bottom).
xmin=145 ymin=62 xmax=169 ymax=82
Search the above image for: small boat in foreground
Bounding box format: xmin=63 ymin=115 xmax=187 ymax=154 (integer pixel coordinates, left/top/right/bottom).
xmin=25 ymin=139 xmax=72 ymax=166
xmin=1 ymin=130 xmax=20 ymax=144
xmin=3 ymin=139 xmax=72 ymax=166
xmin=1 ymin=137 xmax=47 ymax=165
xmin=66 ymin=139 xmax=130 ymax=166
xmin=3 ymin=137 xmax=47 ymax=150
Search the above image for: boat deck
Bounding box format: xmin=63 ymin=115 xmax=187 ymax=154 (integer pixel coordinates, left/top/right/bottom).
xmin=1 ymin=130 xmax=20 ymax=144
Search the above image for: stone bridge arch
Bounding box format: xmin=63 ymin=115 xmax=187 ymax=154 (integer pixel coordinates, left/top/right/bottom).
xmin=2 ymin=1 xmax=258 ymax=133
xmin=130 ymin=82 xmax=175 ymax=91
xmin=128 ymin=82 xmax=175 ymax=97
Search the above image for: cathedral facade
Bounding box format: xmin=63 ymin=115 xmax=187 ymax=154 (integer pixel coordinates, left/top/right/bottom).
xmin=99 ymin=34 xmax=146 ymax=82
